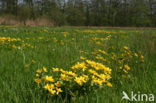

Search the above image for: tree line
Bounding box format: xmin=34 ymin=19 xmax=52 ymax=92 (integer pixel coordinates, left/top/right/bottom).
xmin=0 ymin=0 xmax=156 ymax=27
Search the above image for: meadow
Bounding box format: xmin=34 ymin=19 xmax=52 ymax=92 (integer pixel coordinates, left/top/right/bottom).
xmin=0 ymin=26 xmax=155 ymax=103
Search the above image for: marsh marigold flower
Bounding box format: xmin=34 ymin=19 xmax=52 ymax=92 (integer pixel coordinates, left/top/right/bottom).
xmin=72 ymin=62 xmax=87 ymax=71
xmin=45 ymin=76 xmax=55 ymax=82
xmin=34 ymin=79 xmax=41 ymax=84
xmin=74 ymin=76 xmax=85 ymax=86
xmin=36 ymin=69 xmax=42 ymax=73
xmin=134 ymin=53 xmax=138 ymax=57
xmin=36 ymin=74 xmax=40 ymax=77
xmin=56 ymin=88 xmax=62 ymax=95
xmin=55 ymin=81 xmax=61 ymax=87
xmin=107 ymin=82 xmax=112 ymax=87
xmin=124 ymin=64 xmax=130 ymax=71
xmin=43 ymin=67 xmax=47 ymax=72
xmin=67 ymin=71 xmax=77 ymax=77
xmin=53 ymin=68 xmax=59 ymax=72
xmin=123 ymin=69 xmax=128 ymax=74
xmin=80 ymin=56 xmax=86 ymax=60
xmin=141 ymin=55 xmax=144 ymax=63
xmin=12 ymin=44 xmax=17 ymax=49
xmin=124 ymin=46 xmax=129 ymax=50
xmin=60 ymin=74 xmax=72 ymax=80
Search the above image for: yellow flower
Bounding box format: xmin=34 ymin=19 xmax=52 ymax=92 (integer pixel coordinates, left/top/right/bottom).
xmin=96 ymin=56 xmax=104 ymax=60
xmin=38 ymin=37 xmax=43 ymax=40
xmin=50 ymin=84 xmax=55 ymax=89
xmin=141 ymin=55 xmax=144 ymax=63
xmin=96 ymin=80 xmax=103 ymax=85
xmin=60 ymin=73 xmax=71 ymax=80
xmin=106 ymin=74 xmax=111 ymax=79
xmin=72 ymin=38 xmax=75 ymax=40
xmin=98 ymin=49 xmax=108 ymax=55
xmin=72 ymin=62 xmax=87 ymax=71
xmin=83 ymin=74 xmax=89 ymax=81
xmin=64 ymin=32 xmax=69 ymax=37
xmin=92 ymin=76 xmax=103 ymax=85
xmin=123 ymin=69 xmax=128 ymax=73
xmin=60 ymin=69 xmax=67 ymax=74
xmin=134 ymin=53 xmax=138 ymax=57
xmin=12 ymin=44 xmax=17 ymax=49
xmin=74 ymin=77 xmax=83 ymax=86
xmin=42 ymin=29 xmax=48 ymax=33
xmin=88 ymin=69 xmax=98 ymax=76
xmin=32 ymin=60 xmax=36 ymax=63
xmin=34 ymin=79 xmax=41 ymax=84
xmin=49 ymin=89 xmax=56 ymax=95
xmin=44 ymin=84 xmax=50 ymax=90
xmin=80 ymin=56 xmax=86 ymax=60
xmin=43 ymin=67 xmax=47 ymax=72
xmin=60 ymin=74 xmax=66 ymax=80
xmin=36 ymin=74 xmax=40 ymax=77
xmin=74 ymin=76 xmax=86 ymax=86
xmin=53 ymin=37 xmax=57 ymax=43
xmin=53 ymin=68 xmax=59 ymax=72
xmin=107 ymin=82 xmax=112 ymax=87
xmin=96 ymin=41 xmax=101 ymax=45
xmin=56 ymin=88 xmax=62 ymax=95
xmin=45 ymin=76 xmax=55 ymax=82
xmin=86 ymin=60 xmax=111 ymax=73
xmin=1 ymin=40 xmax=5 ymax=44
xmin=97 ymin=74 xmax=106 ymax=80
xmin=36 ymin=69 xmax=42 ymax=73
xmin=124 ymin=46 xmax=129 ymax=50
xmin=124 ymin=64 xmax=130 ymax=71
xmin=44 ymin=84 xmax=55 ymax=90
xmin=55 ymin=81 xmax=61 ymax=87
xmin=68 ymin=71 xmax=77 ymax=77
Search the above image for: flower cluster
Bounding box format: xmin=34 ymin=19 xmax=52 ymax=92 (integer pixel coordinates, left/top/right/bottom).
xmin=34 ymin=60 xmax=112 ymax=97
xmin=0 ymin=37 xmax=34 ymax=49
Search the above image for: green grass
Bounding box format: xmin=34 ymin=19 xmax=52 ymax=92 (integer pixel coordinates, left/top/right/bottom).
xmin=0 ymin=26 xmax=155 ymax=103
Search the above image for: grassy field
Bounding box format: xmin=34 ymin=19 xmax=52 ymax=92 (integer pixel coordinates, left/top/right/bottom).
xmin=0 ymin=26 xmax=156 ymax=103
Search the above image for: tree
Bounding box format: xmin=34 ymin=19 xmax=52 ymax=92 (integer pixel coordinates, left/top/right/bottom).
xmin=17 ymin=5 xmax=31 ymax=25
xmin=131 ymin=0 xmax=151 ymax=26
xmin=0 ymin=0 xmax=155 ymax=27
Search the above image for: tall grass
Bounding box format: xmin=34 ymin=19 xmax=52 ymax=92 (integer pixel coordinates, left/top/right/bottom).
xmin=0 ymin=26 xmax=155 ymax=103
